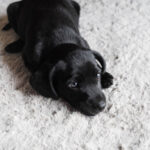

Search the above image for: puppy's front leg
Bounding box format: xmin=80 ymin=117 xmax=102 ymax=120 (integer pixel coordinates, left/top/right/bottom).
xmin=22 ymin=43 xmax=43 ymax=73
xmin=30 ymin=66 xmax=51 ymax=98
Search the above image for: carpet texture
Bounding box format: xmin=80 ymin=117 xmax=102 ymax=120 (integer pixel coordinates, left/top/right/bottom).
xmin=0 ymin=0 xmax=150 ymax=150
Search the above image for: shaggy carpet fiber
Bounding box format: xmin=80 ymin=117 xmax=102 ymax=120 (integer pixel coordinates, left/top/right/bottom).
xmin=0 ymin=0 xmax=150 ymax=150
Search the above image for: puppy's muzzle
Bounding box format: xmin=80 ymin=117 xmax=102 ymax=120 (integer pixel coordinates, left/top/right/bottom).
xmin=87 ymin=94 xmax=106 ymax=111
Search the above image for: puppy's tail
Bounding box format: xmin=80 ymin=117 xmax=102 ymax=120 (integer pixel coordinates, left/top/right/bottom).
xmin=2 ymin=23 xmax=11 ymax=31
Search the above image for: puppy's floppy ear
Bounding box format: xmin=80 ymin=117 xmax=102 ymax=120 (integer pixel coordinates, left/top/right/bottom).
xmin=48 ymin=64 xmax=59 ymax=99
xmin=92 ymin=50 xmax=106 ymax=73
xmin=101 ymin=72 xmax=114 ymax=89
xmin=30 ymin=61 xmax=66 ymax=99
xmin=92 ymin=50 xmax=113 ymax=88
xmin=48 ymin=61 xmax=66 ymax=99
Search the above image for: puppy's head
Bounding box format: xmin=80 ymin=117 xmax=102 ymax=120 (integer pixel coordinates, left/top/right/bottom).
xmin=49 ymin=47 xmax=113 ymax=116
xmin=30 ymin=44 xmax=113 ymax=116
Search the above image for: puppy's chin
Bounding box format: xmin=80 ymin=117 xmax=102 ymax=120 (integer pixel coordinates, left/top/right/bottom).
xmin=79 ymin=108 xmax=100 ymax=116
xmin=78 ymin=103 xmax=102 ymax=116
xmin=69 ymin=101 xmax=103 ymax=116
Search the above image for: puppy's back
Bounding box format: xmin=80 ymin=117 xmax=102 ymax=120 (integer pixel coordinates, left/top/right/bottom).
xmin=18 ymin=0 xmax=79 ymax=40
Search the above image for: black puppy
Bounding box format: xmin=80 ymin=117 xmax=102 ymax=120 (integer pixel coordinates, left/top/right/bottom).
xmin=3 ymin=0 xmax=113 ymax=116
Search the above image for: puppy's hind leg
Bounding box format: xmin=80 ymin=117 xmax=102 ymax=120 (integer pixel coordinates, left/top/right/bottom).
xmin=5 ymin=39 xmax=24 ymax=53
xmin=5 ymin=1 xmax=22 ymax=33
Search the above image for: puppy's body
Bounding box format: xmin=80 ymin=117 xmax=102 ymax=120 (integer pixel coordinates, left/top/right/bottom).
xmin=3 ymin=0 xmax=113 ymax=116
xmin=19 ymin=0 xmax=80 ymax=43
xmin=13 ymin=0 xmax=87 ymax=71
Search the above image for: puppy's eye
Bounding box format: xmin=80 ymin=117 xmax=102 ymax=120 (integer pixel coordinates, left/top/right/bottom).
xmin=68 ymin=81 xmax=78 ymax=88
xmin=97 ymin=73 xmax=100 ymax=79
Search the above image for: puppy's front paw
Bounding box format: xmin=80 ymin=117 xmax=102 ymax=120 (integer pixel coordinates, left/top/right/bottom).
xmin=101 ymin=72 xmax=113 ymax=89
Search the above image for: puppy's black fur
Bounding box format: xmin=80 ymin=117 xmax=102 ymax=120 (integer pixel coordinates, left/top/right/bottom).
xmin=3 ymin=0 xmax=113 ymax=116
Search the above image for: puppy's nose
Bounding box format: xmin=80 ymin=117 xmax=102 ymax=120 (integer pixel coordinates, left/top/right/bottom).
xmin=87 ymin=98 xmax=106 ymax=111
xmin=94 ymin=93 xmax=106 ymax=110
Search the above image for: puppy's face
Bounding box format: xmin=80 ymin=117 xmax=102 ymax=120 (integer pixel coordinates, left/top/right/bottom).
xmin=54 ymin=50 xmax=108 ymax=116
xmin=30 ymin=48 xmax=113 ymax=116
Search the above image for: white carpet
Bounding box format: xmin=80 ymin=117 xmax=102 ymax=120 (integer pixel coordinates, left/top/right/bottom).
xmin=0 ymin=0 xmax=150 ymax=150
